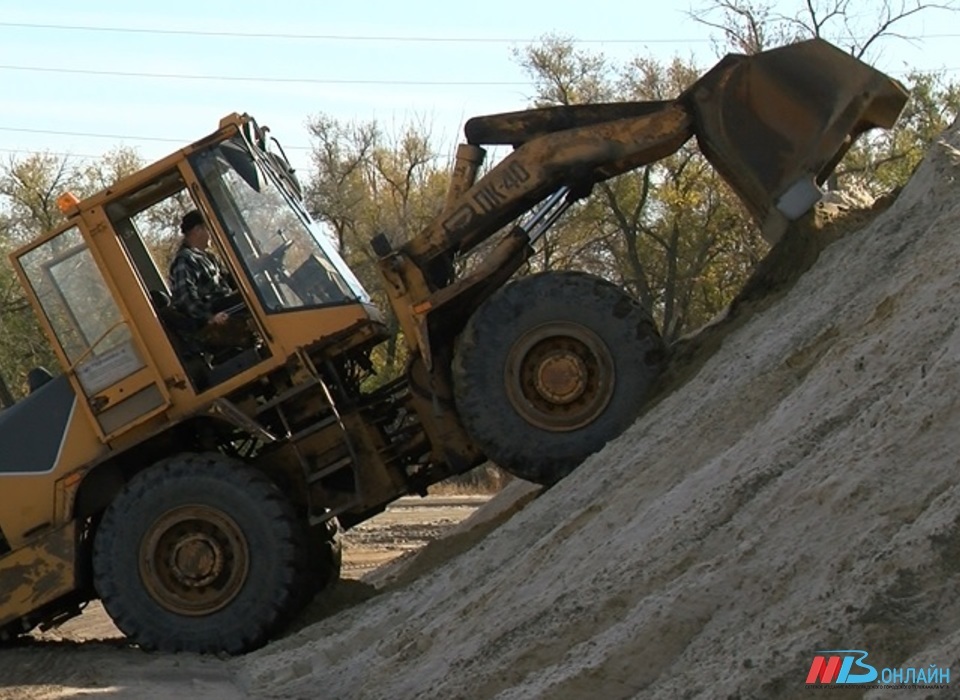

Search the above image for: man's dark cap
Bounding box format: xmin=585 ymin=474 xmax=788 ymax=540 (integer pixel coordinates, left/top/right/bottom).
xmin=180 ymin=210 xmax=205 ymax=235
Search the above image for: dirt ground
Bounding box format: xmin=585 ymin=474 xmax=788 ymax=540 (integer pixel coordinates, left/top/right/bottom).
xmin=0 ymin=494 xmax=492 ymax=700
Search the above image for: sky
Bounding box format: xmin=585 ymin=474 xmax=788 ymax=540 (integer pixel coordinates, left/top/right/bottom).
xmin=2 ymin=0 xmax=959 ymax=176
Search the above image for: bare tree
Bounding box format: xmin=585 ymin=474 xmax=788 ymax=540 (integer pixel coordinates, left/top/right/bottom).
xmin=691 ymin=0 xmax=957 ymax=57
xmin=305 ymin=113 xmax=449 ymax=379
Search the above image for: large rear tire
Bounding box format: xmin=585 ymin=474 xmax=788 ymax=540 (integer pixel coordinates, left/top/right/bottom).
xmin=453 ymin=271 xmax=664 ymax=485
xmin=92 ymin=453 xmax=302 ymax=654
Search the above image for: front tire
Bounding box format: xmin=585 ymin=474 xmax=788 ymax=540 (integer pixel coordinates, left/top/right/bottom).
xmin=453 ymin=272 xmax=664 ymax=485
xmin=93 ymin=453 xmax=302 ymax=654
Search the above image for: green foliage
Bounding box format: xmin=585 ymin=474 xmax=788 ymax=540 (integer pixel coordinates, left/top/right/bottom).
xmin=840 ymin=70 xmax=960 ymax=193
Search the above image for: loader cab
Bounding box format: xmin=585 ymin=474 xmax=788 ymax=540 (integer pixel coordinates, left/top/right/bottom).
xmin=101 ymin=166 xmax=270 ymax=393
xmin=116 ymin=128 xmax=373 ymax=387
xmin=11 ymin=115 xmax=383 ymax=440
xmin=188 ymin=136 xmax=368 ymax=314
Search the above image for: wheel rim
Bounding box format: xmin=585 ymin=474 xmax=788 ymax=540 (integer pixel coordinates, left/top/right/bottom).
xmin=504 ymin=321 xmax=615 ymax=432
xmin=140 ymin=505 xmax=249 ymax=617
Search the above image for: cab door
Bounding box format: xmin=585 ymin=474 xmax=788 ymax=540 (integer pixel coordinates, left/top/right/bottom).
xmin=16 ymin=224 xmax=170 ymax=441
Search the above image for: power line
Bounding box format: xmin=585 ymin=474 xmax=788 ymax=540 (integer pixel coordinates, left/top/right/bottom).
xmin=0 ymin=125 xmax=182 ymax=144
xmin=0 ymin=60 xmax=955 ymax=89
xmin=3 ymin=20 xmax=960 ymax=44
xmin=0 ymin=147 xmax=100 ymax=159
xmin=0 ymin=21 xmax=698 ymax=44
xmin=0 ymin=64 xmax=528 ymax=86
xmin=0 ymin=146 xmax=315 ymax=166
xmin=3 ymin=52 xmax=959 ymax=156
xmin=0 ymin=125 xmax=313 ymax=151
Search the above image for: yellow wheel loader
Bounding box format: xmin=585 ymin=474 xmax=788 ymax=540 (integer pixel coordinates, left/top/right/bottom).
xmin=0 ymin=39 xmax=906 ymax=653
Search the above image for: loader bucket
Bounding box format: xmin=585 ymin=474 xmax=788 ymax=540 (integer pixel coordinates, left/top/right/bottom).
xmin=681 ymin=38 xmax=908 ymax=243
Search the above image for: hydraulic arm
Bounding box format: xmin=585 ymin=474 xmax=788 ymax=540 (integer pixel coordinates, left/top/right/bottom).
xmin=375 ymin=38 xmax=908 ymax=367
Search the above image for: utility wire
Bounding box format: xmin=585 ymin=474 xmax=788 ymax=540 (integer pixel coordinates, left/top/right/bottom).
xmin=0 ymin=21 xmax=697 ymax=43
xmin=3 ymin=20 xmax=960 ymax=43
xmin=0 ymin=147 xmax=100 ymax=159
xmin=3 ymin=50 xmax=959 ymax=158
xmin=0 ymin=125 xmax=183 ymax=144
xmin=0 ymin=125 xmax=312 ymax=151
xmin=0 ymin=64 xmax=528 ymax=86
xmin=0 ymin=60 xmax=955 ymax=86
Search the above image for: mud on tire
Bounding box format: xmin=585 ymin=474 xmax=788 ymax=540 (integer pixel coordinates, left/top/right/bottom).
xmin=453 ymin=271 xmax=664 ymax=485
xmin=92 ymin=453 xmax=302 ymax=654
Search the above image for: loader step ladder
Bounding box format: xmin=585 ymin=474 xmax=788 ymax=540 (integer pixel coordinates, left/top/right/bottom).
xmin=251 ymin=369 xmax=363 ymax=524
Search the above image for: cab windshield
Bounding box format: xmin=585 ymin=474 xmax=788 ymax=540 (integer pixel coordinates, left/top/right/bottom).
xmin=190 ymin=138 xmax=369 ymax=313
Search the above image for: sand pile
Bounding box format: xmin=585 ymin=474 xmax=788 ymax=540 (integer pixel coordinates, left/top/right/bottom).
xmin=236 ymin=121 xmax=960 ymax=699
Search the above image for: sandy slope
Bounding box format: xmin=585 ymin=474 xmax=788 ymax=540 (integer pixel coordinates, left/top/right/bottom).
xmin=235 ymin=126 xmax=960 ymax=700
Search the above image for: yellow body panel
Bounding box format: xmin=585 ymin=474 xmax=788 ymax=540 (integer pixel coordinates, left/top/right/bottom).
xmin=0 ymin=522 xmax=76 ymax=629
xmin=0 ymin=401 xmax=104 ymax=549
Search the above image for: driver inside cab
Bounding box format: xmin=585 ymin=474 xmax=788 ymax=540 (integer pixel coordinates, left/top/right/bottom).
xmin=169 ymin=210 xmax=250 ymax=352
